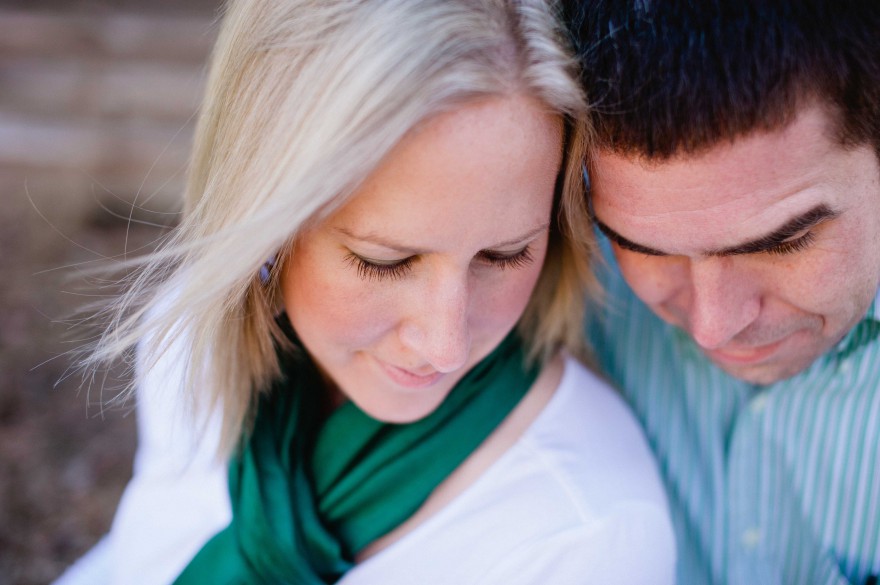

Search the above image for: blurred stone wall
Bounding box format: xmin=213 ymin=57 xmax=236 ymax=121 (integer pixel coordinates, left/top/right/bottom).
xmin=0 ymin=2 xmax=220 ymax=583
xmin=0 ymin=3 xmax=218 ymax=227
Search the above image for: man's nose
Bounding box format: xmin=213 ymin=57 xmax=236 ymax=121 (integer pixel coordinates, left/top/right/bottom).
xmin=687 ymin=257 xmax=761 ymax=350
xmin=397 ymin=273 xmax=471 ymax=372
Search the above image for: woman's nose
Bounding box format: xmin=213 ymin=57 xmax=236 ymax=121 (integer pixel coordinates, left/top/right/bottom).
xmin=397 ymin=273 xmax=471 ymax=373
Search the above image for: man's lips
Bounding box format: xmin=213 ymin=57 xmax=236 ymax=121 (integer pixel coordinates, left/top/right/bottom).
xmin=374 ymin=358 xmax=444 ymax=388
xmin=703 ymin=337 xmax=787 ymax=366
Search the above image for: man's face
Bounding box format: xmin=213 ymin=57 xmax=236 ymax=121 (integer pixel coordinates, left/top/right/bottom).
xmin=591 ymin=103 xmax=880 ymax=384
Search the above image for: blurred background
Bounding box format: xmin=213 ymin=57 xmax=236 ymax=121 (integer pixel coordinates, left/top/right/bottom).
xmin=0 ymin=1 xmax=220 ymax=582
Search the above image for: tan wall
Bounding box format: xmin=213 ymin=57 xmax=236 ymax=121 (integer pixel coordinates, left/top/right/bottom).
xmin=0 ymin=5 xmax=220 ymax=583
xmin=0 ymin=8 xmax=217 ymax=228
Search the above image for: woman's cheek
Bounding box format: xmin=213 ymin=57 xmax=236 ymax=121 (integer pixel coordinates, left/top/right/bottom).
xmin=307 ymin=267 xmax=398 ymax=344
xmin=475 ymin=260 xmax=545 ymax=331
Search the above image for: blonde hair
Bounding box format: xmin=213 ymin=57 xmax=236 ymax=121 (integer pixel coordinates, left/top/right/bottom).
xmin=87 ymin=0 xmax=595 ymax=454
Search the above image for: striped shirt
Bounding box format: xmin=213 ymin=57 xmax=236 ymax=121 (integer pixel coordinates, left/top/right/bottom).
xmin=586 ymin=247 xmax=880 ymax=585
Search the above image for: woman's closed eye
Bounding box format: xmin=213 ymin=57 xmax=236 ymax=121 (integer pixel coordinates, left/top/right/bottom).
xmin=477 ymin=246 xmax=535 ymax=270
xmin=345 ymin=253 xmax=415 ymax=281
xmin=345 ymin=245 xmax=535 ymax=282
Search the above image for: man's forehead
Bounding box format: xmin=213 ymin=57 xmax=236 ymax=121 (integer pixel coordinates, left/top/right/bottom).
xmin=590 ymin=163 xmax=832 ymax=256
xmin=590 ymin=102 xmax=841 ymax=214
xmin=590 ymin=155 xmax=825 ymax=232
xmin=591 ymin=160 xmax=828 ymax=220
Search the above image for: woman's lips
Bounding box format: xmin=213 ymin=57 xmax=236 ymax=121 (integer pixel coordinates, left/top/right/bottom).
xmin=374 ymin=358 xmax=444 ymax=388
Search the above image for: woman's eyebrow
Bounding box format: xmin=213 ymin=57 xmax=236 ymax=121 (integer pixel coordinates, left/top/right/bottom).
xmin=333 ymin=227 xmax=425 ymax=254
xmin=334 ymin=223 xmax=550 ymax=253
xmin=487 ymin=223 xmax=550 ymax=249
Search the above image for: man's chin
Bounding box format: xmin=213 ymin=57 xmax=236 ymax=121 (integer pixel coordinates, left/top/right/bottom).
xmin=706 ymin=353 xmax=815 ymax=386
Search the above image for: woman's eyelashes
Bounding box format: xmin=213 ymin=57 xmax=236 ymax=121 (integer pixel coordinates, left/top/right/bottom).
xmin=344 ymin=253 xmax=414 ymax=281
xmin=345 ymin=246 xmax=535 ymax=282
xmin=478 ymin=246 xmax=535 ymax=270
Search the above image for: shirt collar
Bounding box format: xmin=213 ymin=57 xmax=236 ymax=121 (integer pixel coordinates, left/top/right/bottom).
xmin=828 ymin=286 xmax=880 ymax=360
xmin=869 ymin=287 xmax=880 ymax=321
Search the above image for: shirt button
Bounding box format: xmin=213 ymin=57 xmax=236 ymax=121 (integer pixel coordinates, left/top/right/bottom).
xmin=839 ymin=360 xmax=852 ymax=375
xmin=742 ymin=528 xmax=762 ymax=549
xmin=750 ymin=393 xmax=769 ymax=414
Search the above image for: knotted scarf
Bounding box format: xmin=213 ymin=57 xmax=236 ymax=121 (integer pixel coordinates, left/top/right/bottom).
xmin=175 ymin=327 xmax=538 ymax=584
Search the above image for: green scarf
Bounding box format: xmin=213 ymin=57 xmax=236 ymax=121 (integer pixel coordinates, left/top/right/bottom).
xmin=175 ymin=328 xmax=538 ymax=584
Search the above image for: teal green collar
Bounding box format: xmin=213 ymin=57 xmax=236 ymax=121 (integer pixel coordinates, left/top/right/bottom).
xmin=830 ymin=289 xmax=880 ymax=362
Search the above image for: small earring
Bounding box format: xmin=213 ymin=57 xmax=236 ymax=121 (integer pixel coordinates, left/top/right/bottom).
xmin=259 ymin=255 xmax=276 ymax=284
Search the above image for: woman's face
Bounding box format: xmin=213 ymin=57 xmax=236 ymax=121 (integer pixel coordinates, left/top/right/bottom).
xmin=282 ymin=95 xmax=563 ymax=422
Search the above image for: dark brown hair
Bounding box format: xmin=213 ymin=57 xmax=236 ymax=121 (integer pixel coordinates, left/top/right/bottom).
xmin=564 ymin=0 xmax=880 ymax=158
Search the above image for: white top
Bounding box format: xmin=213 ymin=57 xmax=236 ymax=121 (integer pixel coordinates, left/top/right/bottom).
xmin=98 ymin=350 xmax=675 ymax=585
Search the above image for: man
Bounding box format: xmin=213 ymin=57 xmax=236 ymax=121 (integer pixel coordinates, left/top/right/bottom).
xmin=563 ymin=1 xmax=880 ymax=584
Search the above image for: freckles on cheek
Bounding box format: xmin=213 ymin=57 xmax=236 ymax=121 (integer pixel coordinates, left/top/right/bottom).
xmin=297 ymin=272 xmax=391 ymax=338
xmin=483 ymin=270 xmax=544 ymax=327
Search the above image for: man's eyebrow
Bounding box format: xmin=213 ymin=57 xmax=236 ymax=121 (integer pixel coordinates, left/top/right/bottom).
xmin=707 ymin=204 xmax=838 ymax=256
xmin=592 ymin=204 xmax=839 ymax=257
xmin=592 ymin=218 xmax=667 ymax=256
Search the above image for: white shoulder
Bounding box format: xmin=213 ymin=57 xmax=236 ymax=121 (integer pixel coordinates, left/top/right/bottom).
xmin=466 ymin=357 xmax=676 ymax=584
xmin=520 ymin=356 xmax=670 ymax=515
xmin=107 ymin=322 xmax=231 ymax=585
xmin=473 ymin=503 xmax=676 ymax=585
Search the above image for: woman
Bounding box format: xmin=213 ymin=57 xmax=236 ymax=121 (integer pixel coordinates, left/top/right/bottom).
xmin=74 ymin=0 xmax=674 ymax=583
